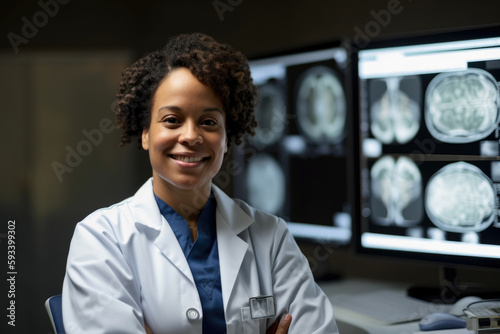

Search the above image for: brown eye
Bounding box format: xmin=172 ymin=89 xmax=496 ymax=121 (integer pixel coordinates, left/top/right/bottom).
xmin=202 ymin=119 xmax=217 ymax=126
xmin=163 ymin=117 xmax=181 ymax=124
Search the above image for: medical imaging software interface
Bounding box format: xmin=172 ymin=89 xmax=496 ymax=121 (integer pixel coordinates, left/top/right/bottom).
xmin=233 ymin=46 xmax=353 ymax=245
xmin=358 ymin=35 xmax=500 ymax=262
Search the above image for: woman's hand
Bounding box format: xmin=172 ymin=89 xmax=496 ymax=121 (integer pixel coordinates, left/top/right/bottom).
xmin=267 ymin=313 xmax=292 ymax=334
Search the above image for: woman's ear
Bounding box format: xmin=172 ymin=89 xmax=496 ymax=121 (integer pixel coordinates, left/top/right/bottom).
xmin=141 ymin=128 xmax=150 ymax=150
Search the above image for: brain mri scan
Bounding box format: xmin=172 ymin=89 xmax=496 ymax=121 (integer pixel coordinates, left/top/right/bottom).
xmin=370 ymin=76 xmax=421 ymax=145
xmin=370 ymin=156 xmax=423 ymax=226
xmin=296 ymin=66 xmax=346 ymax=143
xmin=425 ymin=162 xmax=497 ymax=233
xmin=245 ymin=153 xmax=286 ymax=215
xmin=425 ymin=68 xmax=500 ymax=143
xmin=251 ymin=83 xmax=286 ymax=146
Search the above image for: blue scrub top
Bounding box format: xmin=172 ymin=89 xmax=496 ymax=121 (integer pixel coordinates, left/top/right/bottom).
xmin=154 ymin=193 xmax=226 ymax=333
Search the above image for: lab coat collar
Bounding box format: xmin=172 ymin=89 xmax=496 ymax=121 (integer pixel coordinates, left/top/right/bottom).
xmin=132 ymin=178 xmax=253 ymax=310
xmin=131 ymin=178 xmax=194 ymax=282
xmin=131 ymin=178 xmax=163 ymax=229
xmin=211 ymin=185 xmax=254 ymax=234
xmin=130 ymin=178 xmax=254 ymax=305
xmin=131 ymin=178 xmax=254 ymax=234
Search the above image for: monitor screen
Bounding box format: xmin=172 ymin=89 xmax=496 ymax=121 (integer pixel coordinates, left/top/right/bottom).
xmin=233 ymin=43 xmax=353 ymax=245
xmin=355 ymin=26 xmax=500 ymax=268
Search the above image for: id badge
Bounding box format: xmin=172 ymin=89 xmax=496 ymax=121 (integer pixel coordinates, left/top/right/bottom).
xmin=249 ymin=295 xmax=276 ymax=319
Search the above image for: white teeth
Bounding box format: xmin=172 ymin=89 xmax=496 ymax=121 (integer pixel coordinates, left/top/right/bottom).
xmin=173 ymin=155 xmax=204 ymax=163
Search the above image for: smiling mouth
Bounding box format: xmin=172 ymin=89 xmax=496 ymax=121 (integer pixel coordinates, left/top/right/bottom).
xmin=170 ymin=155 xmax=208 ymax=163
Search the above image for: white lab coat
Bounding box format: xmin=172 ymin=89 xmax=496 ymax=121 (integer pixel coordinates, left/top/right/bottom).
xmin=62 ymin=178 xmax=339 ymax=334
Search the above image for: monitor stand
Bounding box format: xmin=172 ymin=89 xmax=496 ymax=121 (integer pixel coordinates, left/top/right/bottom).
xmin=407 ymin=267 xmax=500 ymax=304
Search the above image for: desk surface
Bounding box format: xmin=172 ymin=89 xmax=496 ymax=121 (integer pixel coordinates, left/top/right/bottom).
xmin=318 ymin=278 xmax=475 ymax=334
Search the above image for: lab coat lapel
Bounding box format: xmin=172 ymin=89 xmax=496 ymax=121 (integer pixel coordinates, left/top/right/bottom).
xmin=131 ymin=178 xmax=194 ymax=282
xmin=212 ymin=186 xmax=253 ymax=311
xmin=154 ymin=217 xmax=194 ymax=282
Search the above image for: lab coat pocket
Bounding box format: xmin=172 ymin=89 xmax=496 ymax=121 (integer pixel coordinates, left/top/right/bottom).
xmin=241 ymin=306 xmax=266 ymax=334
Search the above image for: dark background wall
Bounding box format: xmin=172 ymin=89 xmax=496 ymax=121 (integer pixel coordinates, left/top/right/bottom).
xmin=1 ymin=0 xmax=500 ymax=332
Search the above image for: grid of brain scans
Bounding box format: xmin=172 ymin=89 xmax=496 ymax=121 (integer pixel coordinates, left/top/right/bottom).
xmin=233 ymin=44 xmax=353 ymax=244
xmin=357 ymin=33 xmax=500 ymax=259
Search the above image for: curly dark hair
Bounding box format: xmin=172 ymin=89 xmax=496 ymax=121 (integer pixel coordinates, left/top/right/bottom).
xmin=115 ymin=32 xmax=258 ymax=147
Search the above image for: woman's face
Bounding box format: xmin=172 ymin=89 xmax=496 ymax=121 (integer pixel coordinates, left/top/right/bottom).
xmin=142 ymin=67 xmax=227 ymax=194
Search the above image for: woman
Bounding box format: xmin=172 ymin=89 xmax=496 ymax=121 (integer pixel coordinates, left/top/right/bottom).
xmin=62 ymin=33 xmax=339 ymax=334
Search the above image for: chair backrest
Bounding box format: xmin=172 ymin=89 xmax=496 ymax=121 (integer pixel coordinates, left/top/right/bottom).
xmin=45 ymin=295 xmax=65 ymax=334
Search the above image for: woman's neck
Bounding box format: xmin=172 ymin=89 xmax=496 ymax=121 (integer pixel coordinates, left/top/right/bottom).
xmin=152 ymin=175 xmax=211 ymax=225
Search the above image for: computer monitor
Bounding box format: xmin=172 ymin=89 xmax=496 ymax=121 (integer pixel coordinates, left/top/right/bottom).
xmin=353 ymin=25 xmax=500 ymax=292
xmin=233 ymin=41 xmax=354 ymax=246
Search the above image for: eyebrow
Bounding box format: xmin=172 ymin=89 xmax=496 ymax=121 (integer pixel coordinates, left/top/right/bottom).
xmin=158 ymin=105 xmax=223 ymax=114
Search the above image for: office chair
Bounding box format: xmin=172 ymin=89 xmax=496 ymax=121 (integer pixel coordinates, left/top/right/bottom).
xmin=45 ymin=294 xmax=65 ymax=334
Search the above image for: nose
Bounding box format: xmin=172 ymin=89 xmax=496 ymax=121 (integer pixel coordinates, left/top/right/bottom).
xmin=179 ymin=121 xmax=203 ymax=146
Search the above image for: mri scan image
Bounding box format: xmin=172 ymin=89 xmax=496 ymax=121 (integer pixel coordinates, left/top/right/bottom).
xmin=245 ymin=153 xmax=286 ymax=215
xmin=370 ymin=156 xmax=423 ymax=226
xmin=425 ymin=68 xmax=500 ymax=143
xmin=251 ymin=83 xmax=286 ymax=146
xmin=425 ymin=162 xmax=497 ymax=233
xmin=296 ymin=66 xmax=346 ymax=143
xmin=462 ymin=231 xmax=480 ymax=244
xmin=370 ymin=76 xmax=421 ymax=145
